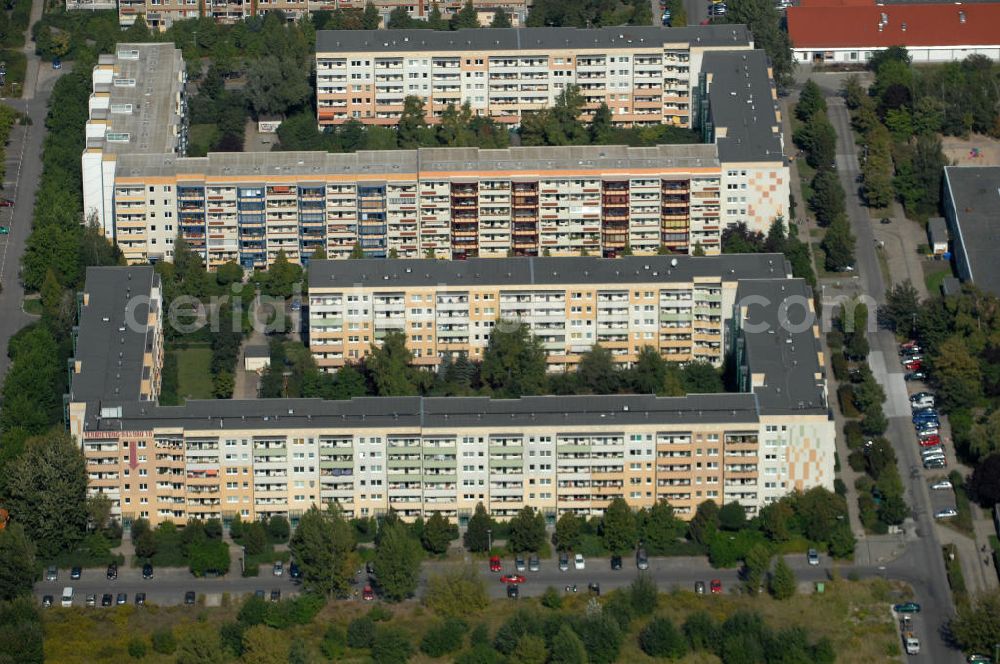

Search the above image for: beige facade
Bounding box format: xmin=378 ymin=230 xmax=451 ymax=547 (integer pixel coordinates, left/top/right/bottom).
xmin=306 ymin=254 xmax=770 ymax=371
xmin=315 ymin=26 xmax=754 ymax=128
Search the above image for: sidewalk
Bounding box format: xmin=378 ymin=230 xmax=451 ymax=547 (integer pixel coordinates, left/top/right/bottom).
xmin=871 ymin=201 xmax=930 ymax=300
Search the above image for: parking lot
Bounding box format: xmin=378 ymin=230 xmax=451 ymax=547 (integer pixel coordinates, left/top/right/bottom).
xmin=0 ymin=116 xmax=27 ymax=277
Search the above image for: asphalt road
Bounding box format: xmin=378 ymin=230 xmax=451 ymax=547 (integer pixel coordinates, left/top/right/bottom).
xmin=0 ymin=24 xmax=59 ymax=381
xmin=683 ymin=0 xmax=709 ymax=26
xmin=829 ymin=97 xmax=960 ymax=663
xmin=37 ymin=552 xmax=869 ymax=607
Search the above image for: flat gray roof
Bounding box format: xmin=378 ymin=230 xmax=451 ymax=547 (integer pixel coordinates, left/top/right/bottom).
xmin=928 ymin=217 xmax=948 ymax=244
xmin=81 ymin=392 xmax=759 ymax=432
xmin=703 ymin=50 xmax=784 ymax=164
xmin=944 ymin=166 xmax=1000 ymax=295
xmin=316 ymin=25 xmax=752 ymax=54
xmin=308 ymin=254 xmax=792 ymax=289
xmin=736 ymin=278 xmax=828 ymax=415
xmin=91 ymin=43 xmax=185 ymax=157
xmin=115 ymin=143 xmax=721 ymax=180
xmin=71 ymin=266 xmax=160 ymax=403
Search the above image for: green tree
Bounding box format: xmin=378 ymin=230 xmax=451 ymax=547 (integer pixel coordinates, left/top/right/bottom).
xmin=884 ymin=281 xmax=920 ymax=334
xmin=810 ymin=169 xmax=845 ymax=226
xmin=490 ymin=6 xmax=512 ymax=27
xmin=398 ymin=96 xmax=429 ymax=148
xmin=629 ymin=346 xmax=667 ymax=394
xmin=743 ymin=543 xmax=772 ymax=595
xmin=724 ymin=0 xmax=795 ymax=87
xmin=718 ymin=501 xmax=747 ymax=531
xmin=421 ymin=512 xmax=456 ymax=555
xmin=507 ymin=506 xmax=546 ymax=553
xmin=375 ymin=522 xmax=423 ymax=601
xmin=289 ymin=504 xmax=356 ymax=597
xmin=0 ymin=523 xmax=36 ymax=601
xmin=2 ymin=431 xmax=88 ymax=559
xmin=640 ymin=499 xmax=684 ymax=554
xmin=481 ymin=322 xmax=547 ymax=397
xmin=683 ymin=611 xmax=719 ymax=651
xmin=188 ymin=539 xmax=231 ymax=577
xmin=450 ymin=0 xmax=480 ymax=28
xmin=244 ymin=56 xmax=311 ymax=118
xmin=266 ymin=515 xmax=290 ymax=543
xmin=372 ymin=626 xmax=413 ymax=664
xmin=577 ymin=344 xmax=620 ymax=394
xmin=175 ymin=628 xmax=226 ymax=664
xmin=688 ymin=500 xmax=720 ymax=546
xmin=796 ymin=80 xmax=826 ymax=121
xmin=420 ymin=618 xmax=467 ymax=657
xmin=512 ymin=634 xmax=548 ymax=664
xmin=588 ymin=103 xmax=614 ymax=144
xmin=628 ymin=573 xmax=658 ymax=616
xmin=361 ymin=1 xmax=380 ymax=28
xmin=423 ymin=565 xmax=489 ymax=618
xmin=822 ymin=218 xmax=856 ymax=272
xmin=949 ymin=587 xmax=1000 ymax=654
xmin=366 ymin=330 xmax=418 ymax=396
xmin=347 ymin=616 xmax=376 ymax=648
xmin=638 ymin=617 xmax=687 ymax=659
xmin=242 ymin=625 xmax=289 ymax=664
xmin=601 ymin=497 xmax=637 ymax=554
xmin=680 ymin=362 xmax=722 ymax=393
xmin=932 ymin=335 xmax=983 ymax=409
xmin=553 ymin=511 xmax=582 ymax=551
xmin=549 ymin=624 xmax=588 ymax=664
xmin=464 ymin=502 xmax=494 ymax=552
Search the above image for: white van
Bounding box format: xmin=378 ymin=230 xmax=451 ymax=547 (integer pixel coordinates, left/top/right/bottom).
xmin=61 ymin=587 xmax=74 ymax=607
xmin=911 ymin=396 xmax=935 ymax=410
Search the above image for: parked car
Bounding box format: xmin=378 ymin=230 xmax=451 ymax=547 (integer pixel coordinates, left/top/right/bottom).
xmin=904 ymin=371 xmax=927 ymax=381
xmin=807 ymin=548 xmax=820 ymax=566
xmin=935 ymin=508 xmax=959 ymax=519
xmin=930 ymin=480 xmax=953 ymax=490
xmin=41 ymin=595 xmax=53 ymax=608
xmin=0 ymin=198 xmax=14 ymax=207
xmin=500 ymin=574 xmax=526 ymax=584
xmin=919 ymin=435 xmax=941 ymax=447
xmin=880 ymin=217 xmax=892 ymax=224
xmin=116 ymin=593 xmax=127 ymax=605
xmin=694 ymin=581 xmax=706 ymax=594
xmin=142 ymin=563 xmax=153 ymax=580
xmin=507 ymin=584 xmax=519 ymax=599
xmin=101 ymin=593 xmax=113 ymax=607
xmin=86 ymin=594 xmax=96 ymax=607
xmin=904 ymin=360 xmax=923 ymax=371
xmin=107 ymin=563 xmax=118 ymax=580
xmin=611 ymin=555 xmax=623 ymax=570
xmin=894 ymin=602 xmax=921 ymax=613
xmin=920 ymin=446 xmax=944 ymax=457
xmin=922 ymin=454 xmax=946 ymax=464
xmin=269 ymin=590 xmax=280 ymax=603
xmin=515 ymin=556 xmax=526 ymax=572
xmin=587 ymin=582 xmax=601 ymax=596
xmin=710 ymin=579 xmax=722 ymax=594
xmin=0 ymin=226 xmax=9 ymax=235
xmin=636 ymin=547 xmax=649 ymax=570
xmin=289 ymin=562 xmax=301 ymax=580
xmin=900 ymin=340 xmax=920 ymax=351
xmin=559 ymin=553 xmax=569 ymax=571
xmin=254 ymin=590 xmax=265 ymax=599
xmin=134 ymin=592 xmax=146 ymax=606
xmin=924 ymin=458 xmax=947 ymax=470
xmin=51 ymin=58 xmax=61 ymax=69
xmin=273 ymin=561 xmax=283 ymax=577
xmin=528 ymin=556 xmax=540 ymax=572
xmin=489 ymin=556 xmax=502 ymax=572
xmin=909 ymin=390 xmax=933 ymax=401
xmin=574 ymin=553 xmax=585 ymax=570
xmin=70 ymin=567 xmax=81 ymax=580
xmin=46 ymin=566 xmax=57 ymax=581
xmin=184 ymin=591 xmax=196 ymax=605
xmin=362 ymin=585 xmax=375 ymax=601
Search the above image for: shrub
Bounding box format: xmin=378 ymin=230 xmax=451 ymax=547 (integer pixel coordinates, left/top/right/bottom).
xmin=639 ymin=617 xmax=687 ymax=658
xmin=151 ymin=628 xmax=176 ymax=655
xmin=848 ymin=451 xmax=866 ymax=473
xmin=372 ymin=626 xmax=413 ymax=664
xmin=266 ymin=516 xmax=290 ymax=543
xmin=320 ymin=626 xmax=346 ymax=659
xmin=628 ymin=574 xmax=658 ymax=616
xmin=347 ymin=616 xmax=376 ymax=649
xmin=237 ymin=596 xmax=268 ymax=626
xmin=420 ymin=618 xmax=467 ymax=657
xmin=831 ymin=353 xmax=849 ymax=382
xmin=219 ymin=622 xmax=246 ymax=657
xmin=367 ymin=604 xmax=393 ymax=622
xmin=834 ymin=478 xmax=847 ymax=497
xmin=683 ymin=611 xmax=719 ymax=651
xmin=838 ymin=385 xmax=860 ymax=417
xmin=540 ymin=585 xmax=562 ymax=609
xmin=127 ymin=637 xmax=146 ymax=659
xmin=423 ymin=566 xmax=489 ymax=618
xmin=843 ymin=420 xmax=865 ymax=450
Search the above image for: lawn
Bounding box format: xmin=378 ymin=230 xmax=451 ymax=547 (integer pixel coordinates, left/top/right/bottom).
xmin=187 ymin=123 xmax=220 ymax=158
xmin=0 ymin=50 xmax=27 ymax=98
xmin=40 ymin=578 xmax=902 ymax=664
xmin=924 ymin=263 xmax=952 ymax=296
xmin=173 ymin=346 xmax=214 ymax=400
xmin=22 ymin=296 xmax=41 ymax=315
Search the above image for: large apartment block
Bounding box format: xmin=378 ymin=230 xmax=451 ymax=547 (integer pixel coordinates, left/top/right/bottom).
xmin=306 ymin=254 xmax=792 ymax=370
xmin=315 ymin=26 xmax=754 ymax=127
xmin=84 ymin=35 xmax=787 ymax=268
xmin=68 ymin=264 xmax=833 ymax=526
xmin=114 ymin=0 xmax=525 ymax=30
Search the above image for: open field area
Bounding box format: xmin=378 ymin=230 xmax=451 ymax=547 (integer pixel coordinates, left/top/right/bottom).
xmin=173 ymin=346 xmax=214 ymax=400
xmin=40 ymin=578 xmax=901 ymax=663
xmin=941 ymin=134 xmax=1000 ymax=167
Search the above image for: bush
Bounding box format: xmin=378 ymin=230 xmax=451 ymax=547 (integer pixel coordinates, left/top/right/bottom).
xmin=188 ymin=539 xmax=230 ymax=577
xmin=639 ymin=617 xmax=688 ymax=659
xmin=834 ymin=478 xmax=847 ymax=497
xmin=848 ymin=451 xmax=866 ymax=473
xmin=831 ymin=353 xmax=849 ymax=382
xmin=127 ymin=637 xmax=146 ymax=659
xmin=237 ymin=596 xmax=268 ymax=626
xmin=266 ymin=516 xmax=290 ymax=543
xmin=420 ymin=618 xmax=467 ymax=657
xmin=838 ymin=385 xmax=860 ymax=417
xmin=843 ymin=420 xmax=865 ymax=450
xmin=347 ymin=616 xmax=376 ymax=649
xmin=423 ymin=566 xmax=489 ymax=618
xmin=628 ymin=574 xmax=658 ymax=616
xmin=367 ymin=604 xmax=392 ymax=622
xmin=151 ymin=628 xmax=176 ymax=655
xmin=372 ymin=626 xmax=413 ymax=664
xmin=540 ymin=586 xmax=562 ymax=609
xmin=683 ymin=611 xmax=719 ymax=651
xmin=320 ymin=626 xmax=346 ymax=660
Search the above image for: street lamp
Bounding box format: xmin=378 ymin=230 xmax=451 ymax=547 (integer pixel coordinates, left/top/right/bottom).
xmin=487 ymin=528 xmax=492 ymax=552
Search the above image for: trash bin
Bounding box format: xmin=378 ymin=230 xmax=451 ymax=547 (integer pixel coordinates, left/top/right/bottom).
xmin=815 ymin=582 xmax=825 ymax=594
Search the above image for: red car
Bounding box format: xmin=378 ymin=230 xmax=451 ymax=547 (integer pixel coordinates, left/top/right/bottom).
xmin=500 ymin=574 xmax=526 ymax=584
xmin=900 ymin=340 xmax=919 ymax=350
xmin=0 ymin=198 xmax=13 ymax=207
xmin=904 ymin=360 xmax=923 ymax=371
xmin=362 ymin=585 xmax=374 ymax=601
xmin=489 ymin=556 xmax=502 ymax=572
xmin=919 ymin=435 xmax=941 ymax=447
xmin=710 ymin=579 xmax=722 ymax=594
